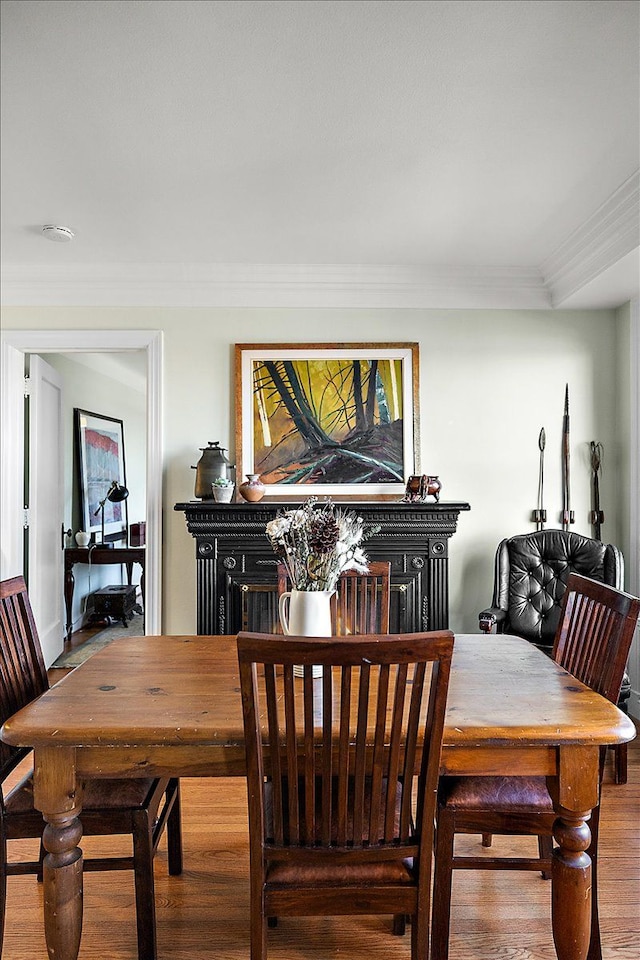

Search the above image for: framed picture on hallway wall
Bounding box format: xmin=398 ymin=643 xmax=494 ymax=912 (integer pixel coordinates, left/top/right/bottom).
xmin=234 ymin=343 xmax=420 ymax=500
xmin=74 ymin=408 xmax=127 ymax=542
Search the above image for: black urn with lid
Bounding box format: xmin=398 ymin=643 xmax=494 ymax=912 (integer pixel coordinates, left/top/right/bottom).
xmin=192 ymin=442 xmax=233 ymax=499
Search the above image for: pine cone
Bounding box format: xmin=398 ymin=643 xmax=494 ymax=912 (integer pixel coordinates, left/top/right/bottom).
xmin=308 ymin=515 xmax=339 ymax=554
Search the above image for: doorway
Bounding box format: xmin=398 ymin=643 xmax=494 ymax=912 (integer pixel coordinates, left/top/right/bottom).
xmin=0 ymin=330 xmax=163 ymax=636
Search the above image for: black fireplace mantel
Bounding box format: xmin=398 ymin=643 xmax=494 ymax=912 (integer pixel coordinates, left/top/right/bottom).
xmin=175 ymin=500 xmax=470 ymax=636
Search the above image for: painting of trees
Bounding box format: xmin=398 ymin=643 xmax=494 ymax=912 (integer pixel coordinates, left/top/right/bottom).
xmin=251 ymin=355 xmax=406 ymax=485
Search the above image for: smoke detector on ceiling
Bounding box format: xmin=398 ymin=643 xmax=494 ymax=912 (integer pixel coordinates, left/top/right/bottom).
xmin=42 ymin=224 xmax=75 ymax=242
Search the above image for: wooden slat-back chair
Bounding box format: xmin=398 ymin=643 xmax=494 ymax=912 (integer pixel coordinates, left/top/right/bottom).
xmin=277 ymin=561 xmax=391 ymax=635
xmin=237 ymin=629 xmax=454 ymax=960
xmin=431 ymin=573 xmax=640 ymax=960
xmin=0 ymin=576 xmax=183 ymax=960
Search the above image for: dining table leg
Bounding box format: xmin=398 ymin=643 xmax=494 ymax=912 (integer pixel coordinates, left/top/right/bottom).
xmin=548 ymin=745 xmax=600 ymax=960
xmin=33 ymin=747 xmax=84 ymax=960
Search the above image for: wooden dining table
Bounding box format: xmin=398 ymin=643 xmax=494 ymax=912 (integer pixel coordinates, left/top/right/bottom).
xmin=1 ymin=632 xmax=636 ymax=960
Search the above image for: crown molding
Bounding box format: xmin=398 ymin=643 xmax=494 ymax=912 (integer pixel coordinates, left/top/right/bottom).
xmin=2 ymin=174 xmax=637 ymax=311
xmin=0 ymin=262 xmax=549 ymax=309
xmin=541 ymin=170 xmax=640 ymax=307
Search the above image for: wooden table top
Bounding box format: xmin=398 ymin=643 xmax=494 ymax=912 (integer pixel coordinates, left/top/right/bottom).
xmin=2 ymin=634 xmax=635 ymax=754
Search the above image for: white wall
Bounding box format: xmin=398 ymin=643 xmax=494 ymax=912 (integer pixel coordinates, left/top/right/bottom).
xmin=1 ymin=306 xmax=629 ymax=647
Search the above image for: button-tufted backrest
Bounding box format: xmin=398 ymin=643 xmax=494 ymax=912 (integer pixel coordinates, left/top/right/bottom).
xmin=493 ymin=530 xmax=623 ymax=647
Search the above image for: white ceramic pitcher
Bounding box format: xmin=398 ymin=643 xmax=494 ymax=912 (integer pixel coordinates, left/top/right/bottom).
xmin=278 ymin=589 xmax=333 ymax=677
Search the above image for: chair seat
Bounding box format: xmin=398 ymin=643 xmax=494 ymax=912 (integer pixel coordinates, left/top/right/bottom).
xmin=5 ymin=771 xmax=166 ymax=816
xmin=441 ymin=776 xmax=553 ymax=814
xmin=267 ymin=856 xmax=415 ymax=886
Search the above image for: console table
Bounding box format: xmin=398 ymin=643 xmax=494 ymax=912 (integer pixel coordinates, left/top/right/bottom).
xmin=63 ymin=546 xmax=145 ymax=641
xmin=175 ymin=500 xmax=470 ymax=635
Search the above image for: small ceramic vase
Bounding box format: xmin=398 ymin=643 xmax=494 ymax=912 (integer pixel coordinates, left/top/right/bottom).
xmin=238 ymin=473 xmax=266 ymax=503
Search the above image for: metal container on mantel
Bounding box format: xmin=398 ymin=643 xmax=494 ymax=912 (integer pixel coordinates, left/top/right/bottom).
xmin=192 ymin=442 xmax=234 ymax=499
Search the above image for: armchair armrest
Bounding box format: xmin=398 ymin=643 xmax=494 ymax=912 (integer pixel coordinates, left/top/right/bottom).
xmin=478 ymin=607 xmax=506 ymax=634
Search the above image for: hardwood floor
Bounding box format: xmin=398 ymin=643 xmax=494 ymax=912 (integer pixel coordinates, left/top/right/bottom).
xmin=3 ymin=720 xmax=638 ymax=959
xmin=60 ymin=617 xmax=121 ymax=654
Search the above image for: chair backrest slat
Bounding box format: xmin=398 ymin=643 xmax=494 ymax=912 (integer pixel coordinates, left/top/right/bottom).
xmin=264 ymin=664 xmax=284 ymax=844
xmin=400 ymin=660 xmax=427 ymax=837
xmin=384 ymin=661 xmax=408 ymax=841
xmin=303 ymin=668 xmax=316 ymax=843
xmin=238 ymin=631 xmax=453 ymax=863
xmin=1 ymin=576 xmax=49 ymax=779
xmin=352 ymin=662 xmax=370 ymax=843
xmin=336 ymin=666 xmax=352 ymax=845
xmin=283 ymin=665 xmax=300 ymax=843
xmin=368 ymin=662 xmax=390 ymax=842
xmin=320 ymin=667 xmax=333 ymax=844
xmin=553 ymin=573 xmax=640 ymax=706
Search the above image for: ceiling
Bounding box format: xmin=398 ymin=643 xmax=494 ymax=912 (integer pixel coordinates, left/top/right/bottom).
xmin=42 ymin=351 xmax=147 ymax=393
xmin=1 ymin=0 xmax=638 ymax=310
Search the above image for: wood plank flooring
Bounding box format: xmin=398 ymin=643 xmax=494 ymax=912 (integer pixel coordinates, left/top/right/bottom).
xmin=3 ymin=719 xmax=638 ymax=959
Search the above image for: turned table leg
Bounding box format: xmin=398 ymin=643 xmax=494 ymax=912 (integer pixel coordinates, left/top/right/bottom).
xmin=34 ymin=747 xmax=84 ymax=960
xmin=551 ymin=811 xmax=592 ymax=959
xmin=548 ymin=746 xmax=599 ymax=960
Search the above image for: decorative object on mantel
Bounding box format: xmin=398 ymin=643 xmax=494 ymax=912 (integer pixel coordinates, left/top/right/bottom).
xmin=191 ymin=441 xmax=234 ymax=499
xmin=590 ymin=441 xmax=605 ymax=540
xmin=532 ymin=427 xmax=547 ymax=530
xmin=235 ymin=343 xmax=420 ymax=501
xmin=75 ymin=530 xmax=90 ymax=547
xmin=238 ymin=473 xmax=266 ymax=502
xmin=561 ymin=384 xmax=574 ymax=530
xmin=267 ymin=498 xmax=378 ymax=676
xmin=212 ymin=477 xmax=235 ymax=502
xmin=402 ymin=474 xmax=442 ymax=503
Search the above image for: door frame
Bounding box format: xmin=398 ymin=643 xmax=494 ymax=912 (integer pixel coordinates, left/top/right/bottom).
xmin=0 ymin=329 xmax=163 ymax=636
xmin=629 ymin=298 xmax=640 ymax=717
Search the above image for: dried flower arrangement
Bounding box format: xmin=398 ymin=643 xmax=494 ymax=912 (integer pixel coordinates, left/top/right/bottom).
xmin=265 ymin=498 xmax=379 ymax=592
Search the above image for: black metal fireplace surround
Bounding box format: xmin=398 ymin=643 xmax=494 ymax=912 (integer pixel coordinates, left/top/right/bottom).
xmin=175 ymin=500 xmax=470 ymax=636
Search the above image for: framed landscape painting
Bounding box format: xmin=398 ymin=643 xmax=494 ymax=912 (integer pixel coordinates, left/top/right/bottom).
xmin=235 ymin=343 xmax=420 ymax=499
xmin=74 ymin=408 xmax=127 ymax=541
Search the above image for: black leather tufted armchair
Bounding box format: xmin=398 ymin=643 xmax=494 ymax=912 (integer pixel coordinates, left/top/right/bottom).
xmin=479 ymin=529 xmax=630 ymax=782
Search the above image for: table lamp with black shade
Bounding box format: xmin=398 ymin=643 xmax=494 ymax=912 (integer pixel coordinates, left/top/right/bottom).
xmin=94 ymin=480 xmax=129 ymax=547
